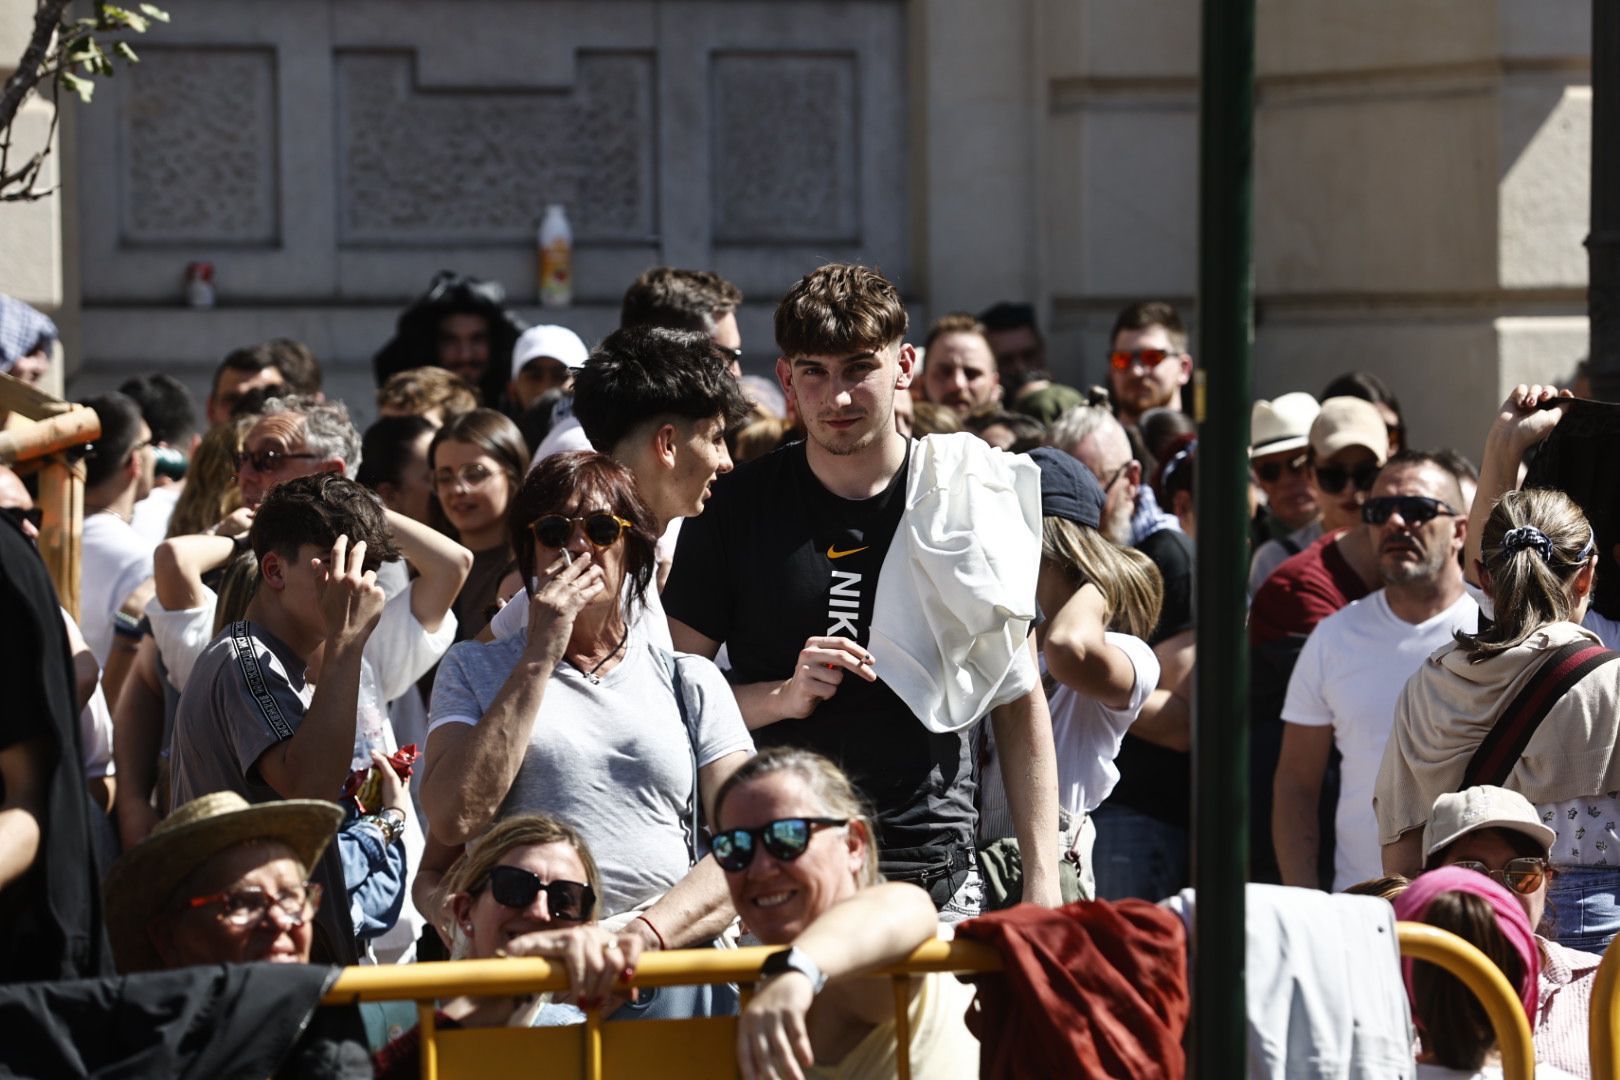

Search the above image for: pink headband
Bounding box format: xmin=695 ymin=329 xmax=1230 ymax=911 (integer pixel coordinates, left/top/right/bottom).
xmin=1393 ymin=865 xmax=1539 ymax=1027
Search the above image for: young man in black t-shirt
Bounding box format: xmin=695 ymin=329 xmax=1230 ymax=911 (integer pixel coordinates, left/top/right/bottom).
xmin=664 ymin=264 xmax=1061 ymax=917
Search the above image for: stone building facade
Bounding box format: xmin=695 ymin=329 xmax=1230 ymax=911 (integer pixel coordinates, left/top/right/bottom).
xmin=2 ymin=0 xmax=1595 ymax=451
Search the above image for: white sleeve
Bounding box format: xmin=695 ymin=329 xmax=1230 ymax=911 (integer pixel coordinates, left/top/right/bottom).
xmin=1103 ymin=632 xmax=1161 ymax=720
xmin=79 ymin=685 xmax=115 ymax=779
xmin=1280 ymin=620 xmax=1334 ymax=727
xmin=144 ymin=591 xmax=218 ymax=691
xmin=364 ymin=581 xmax=458 ymax=703
xmin=489 ymin=587 xmax=528 ymax=640
xmin=676 ymin=653 xmax=756 ymax=767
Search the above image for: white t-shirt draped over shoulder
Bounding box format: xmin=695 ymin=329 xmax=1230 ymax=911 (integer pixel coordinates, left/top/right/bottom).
xmin=975 ymin=631 xmax=1159 ymax=842
xmin=1283 ymin=589 xmax=1479 ymax=891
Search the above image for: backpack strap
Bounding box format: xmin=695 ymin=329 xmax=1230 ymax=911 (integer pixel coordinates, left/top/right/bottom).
xmin=659 ymin=648 xmax=705 ymax=865
xmin=1461 ymin=640 xmax=1620 ymax=790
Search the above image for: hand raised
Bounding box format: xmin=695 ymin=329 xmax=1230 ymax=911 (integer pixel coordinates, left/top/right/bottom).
xmin=521 ymin=550 xmax=607 ymax=661
xmin=318 ymin=535 xmax=386 ymax=649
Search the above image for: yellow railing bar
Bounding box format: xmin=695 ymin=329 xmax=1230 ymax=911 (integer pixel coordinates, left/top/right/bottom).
xmin=1590 ymin=933 xmax=1620 ymax=1080
xmin=1397 ymin=922 xmax=1536 ymax=1080
xmin=321 ymin=939 xmax=1003 ymax=1005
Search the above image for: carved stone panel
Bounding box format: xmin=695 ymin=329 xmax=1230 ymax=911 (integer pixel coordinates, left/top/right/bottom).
xmin=120 ymin=47 xmax=280 ymax=246
xmin=335 ymin=51 xmax=656 ymax=244
xmin=710 ymin=52 xmax=859 ymax=244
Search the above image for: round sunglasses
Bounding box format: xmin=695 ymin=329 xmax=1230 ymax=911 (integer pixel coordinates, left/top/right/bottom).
xmin=528 ymin=511 xmax=633 ymax=550
xmin=481 ymin=865 xmax=596 ymax=922
xmin=710 ymin=817 xmax=848 ymax=873
xmin=1450 ymin=857 xmax=1549 ymax=896
xmin=1313 ymin=460 xmax=1380 ymax=496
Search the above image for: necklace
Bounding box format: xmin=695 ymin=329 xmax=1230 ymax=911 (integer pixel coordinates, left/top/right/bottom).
xmin=567 ymin=630 xmax=627 ymax=684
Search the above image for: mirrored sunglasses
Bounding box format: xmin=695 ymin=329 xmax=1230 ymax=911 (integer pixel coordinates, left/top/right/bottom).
xmin=711 ymin=817 xmax=848 ymax=873
xmin=1451 ymin=857 xmax=1549 ymax=896
xmin=484 ymin=865 xmax=595 ymax=921
xmin=529 ymin=511 xmax=632 ymax=550
xmin=1107 ymin=348 xmax=1180 ymax=372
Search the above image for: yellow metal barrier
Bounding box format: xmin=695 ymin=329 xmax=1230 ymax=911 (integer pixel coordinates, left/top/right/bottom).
xmin=1397 ymin=922 xmax=1536 ymax=1080
xmin=1590 ymin=933 xmax=1620 ymax=1080
xmin=321 ymin=939 xmax=1002 ymax=1080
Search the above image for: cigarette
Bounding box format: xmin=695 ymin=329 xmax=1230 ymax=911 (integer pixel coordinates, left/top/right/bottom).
xmin=562 ymin=549 xmax=573 ymax=567
xmin=530 ymin=576 xmax=540 ymax=597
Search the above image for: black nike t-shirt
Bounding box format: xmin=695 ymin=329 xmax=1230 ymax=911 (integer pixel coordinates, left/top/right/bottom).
xmin=663 ymin=439 xmax=977 ymax=859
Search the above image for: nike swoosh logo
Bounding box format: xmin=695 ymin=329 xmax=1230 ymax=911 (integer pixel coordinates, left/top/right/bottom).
xmin=826 ymin=545 xmax=870 ymax=560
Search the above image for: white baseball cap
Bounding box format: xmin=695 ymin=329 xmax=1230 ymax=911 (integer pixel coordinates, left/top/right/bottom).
xmin=511 ymin=325 xmax=589 ymax=380
xmin=1249 ymin=392 xmax=1319 ymax=459
xmin=1423 ymin=785 xmax=1556 ymax=864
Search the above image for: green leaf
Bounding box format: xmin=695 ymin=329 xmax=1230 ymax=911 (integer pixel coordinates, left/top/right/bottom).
xmin=138 ymin=4 xmax=170 ymax=23
xmin=60 ymin=71 xmax=95 ymax=104
xmin=99 ymin=6 xmax=149 ymax=33
xmin=114 ymin=42 xmax=139 ymax=63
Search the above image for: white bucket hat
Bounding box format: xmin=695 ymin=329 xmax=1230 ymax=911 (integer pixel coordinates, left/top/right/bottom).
xmin=1250 ymin=392 xmax=1319 ymax=459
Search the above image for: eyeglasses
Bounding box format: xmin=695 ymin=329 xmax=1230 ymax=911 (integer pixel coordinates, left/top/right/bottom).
xmin=721 ymin=346 xmax=743 ymax=363
xmin=529 ymin=511 xmax=633 ymax=550
xmin=186 ymin=880 xmax=323 ymax=928
xmin=1312 ymin=461 xmax=1380 ymax=496
xmin=1108 ymin=348 xmax=1182 ymax=372
xmin=1254 ymin=454 xmax=1307 ymax=485
xmin=481 ymin=866 xmax=595 ymax=922
xmin=1362 ymin=495 xmax=1456 ymax=527
xmin=234 ymin=447 xmax=322 ymax=475
xmin=433 ymin=463 xmax=497 ymax=491
xmin=711 ymin=817 xmax=848 ymax=873
xmin=1451 ymin=857 xmax=1550 ymax=896
xmin=1101 ymin=463 xmax=1131 ymax=491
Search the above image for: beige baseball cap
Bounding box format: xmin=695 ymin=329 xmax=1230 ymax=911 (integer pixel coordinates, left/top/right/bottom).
xmin=1309 ymin=396 xmax=1389 ymax=464
xmin=1250 ymin=392 xmax=1320 ymax=459
xmin=1423 ymin=785 xmax=1556 ymax=864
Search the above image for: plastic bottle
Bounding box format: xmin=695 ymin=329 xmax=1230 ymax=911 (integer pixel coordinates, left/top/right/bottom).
xmin=184 ymin=262 xmax=215 ymax=308
xmin=538 ymin=205 xmax=573 ymax=308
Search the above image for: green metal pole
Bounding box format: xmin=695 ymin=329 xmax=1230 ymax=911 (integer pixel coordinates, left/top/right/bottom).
xmin=1193 ymin=0 xmax=1255 ymax=1073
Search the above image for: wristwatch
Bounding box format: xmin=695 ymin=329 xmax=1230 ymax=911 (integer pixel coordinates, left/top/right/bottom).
xmin=367 ymin=807 xmax=407 ymax=845
xmin=760 ymin=947 xmax=827 ymax=994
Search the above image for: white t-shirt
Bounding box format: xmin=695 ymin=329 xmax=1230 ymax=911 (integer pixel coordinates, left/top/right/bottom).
xmin=130 ymin=483 xmax=181 ymax=543
xmin=1283 ymin=589 xmax=1479 ymax=891
xmin=529 ymin=414 xmax=591 ymax=470
xmin=80 ymin=512 xmax=157 ymax=665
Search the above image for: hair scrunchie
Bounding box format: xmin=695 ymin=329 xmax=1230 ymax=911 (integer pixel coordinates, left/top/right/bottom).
xmin=1501 ymin=525 xmax=1554 ymax=562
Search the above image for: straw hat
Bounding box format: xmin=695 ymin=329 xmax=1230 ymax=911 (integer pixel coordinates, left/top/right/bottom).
xmin=103 ymin=791 xmax=342 ymax=972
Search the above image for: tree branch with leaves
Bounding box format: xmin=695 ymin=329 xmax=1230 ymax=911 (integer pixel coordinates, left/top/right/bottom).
xmin=0 ymin=1 xmax=168 ymax=203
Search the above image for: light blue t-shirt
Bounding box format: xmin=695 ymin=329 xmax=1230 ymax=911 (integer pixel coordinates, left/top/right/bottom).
xmin=428 ymin=634 xmax=752 ymax=915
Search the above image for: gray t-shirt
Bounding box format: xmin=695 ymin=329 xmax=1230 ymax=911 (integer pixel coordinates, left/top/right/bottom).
xmin=170 ymin=620 xmax=313 ymax=806
xmin=428 ymin=634 xmax=753 ymax=915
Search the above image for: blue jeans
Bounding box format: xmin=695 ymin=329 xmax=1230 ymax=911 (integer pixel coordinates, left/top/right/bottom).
xmin=1089 ymin=803 xmax=1188 ymax=903
xmin=1546 ymin=865 xmax=1620 ymax=953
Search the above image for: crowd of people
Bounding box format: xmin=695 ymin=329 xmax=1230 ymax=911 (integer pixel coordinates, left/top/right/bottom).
xmin=0 ymin=260 xmax=1612 ymax=1077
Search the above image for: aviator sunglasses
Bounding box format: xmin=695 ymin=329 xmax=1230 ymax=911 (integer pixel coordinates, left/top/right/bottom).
xmin=1361 ymin=495 xmax=1456 ymax=527
xmin=529 ymin=511 xmax=633 ymax=550
xmin=1253 ymin=454 xmax=1307 ymax=485
xmin=482 ymin=865 xmax=596 ymax=922
xmin=1313 ymin=460 xmax=1380 ymax=496
xmin=710 ymin=817 xmax=848 ymax=873
xmin=1450 ymin=857 xmax=1550 ymax=897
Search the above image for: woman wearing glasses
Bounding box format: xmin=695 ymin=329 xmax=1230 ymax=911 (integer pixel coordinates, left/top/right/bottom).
xmin=1415 ymin=785 xmax=1597 ymax=1078
xmin=423 ymin=451 xmax=754 ymax=987
xmin=711 ymin=747 xmax=978 ymax=1080
xmin=427 ymin=408 xmax=530 ymax=641
xmin=1377 ymin=487 xmax=1620 ymax=953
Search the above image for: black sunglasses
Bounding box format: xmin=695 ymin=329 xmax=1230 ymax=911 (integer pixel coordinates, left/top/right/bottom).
xmin=711 ymin=817 xmax=848 ymax=873
xmin=483 ymin=865 xmax=595 ymax=922
xmin=1254 ymin=454 xmax=1307 ymax=485
xmin=529 ymin=511 xmax=632 ymax=550
xmin=234 ymin=448 xmax=322 ymax=474
xmin=1313 ymin=460 xmax=1380 ymax=495
xmin=1361 ymin=495 xmax=1455 ymax=527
